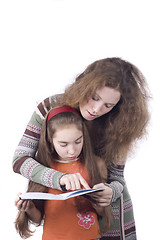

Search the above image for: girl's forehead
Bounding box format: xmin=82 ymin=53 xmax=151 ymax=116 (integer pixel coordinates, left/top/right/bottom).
xmin=53 ymin=125 xmax=83 ymax=140
xmin=54 ymin=123 xmax=81 ymax=132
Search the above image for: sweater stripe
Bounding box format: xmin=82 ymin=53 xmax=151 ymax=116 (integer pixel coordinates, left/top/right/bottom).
xmin=13 ymin=156 xmax=29 ymax=173
xmin=25 ymin=129 xmax=40 ymax=140
xmin=44 ymin=97 xmax=51 ymax=111
xmin=37 ymin=102 xmax=47 ymax=117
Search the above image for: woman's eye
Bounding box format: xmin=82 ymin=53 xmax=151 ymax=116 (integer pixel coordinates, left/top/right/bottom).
xmin=105 ymin=104 xmax=114 ymax=109
xmin=105 ymin=104 xmax=111 ymax=108
xmin=92 ymin=95 xmax=99 ymax=101
xmin=75 ymin=141 xmax=81 ymax=144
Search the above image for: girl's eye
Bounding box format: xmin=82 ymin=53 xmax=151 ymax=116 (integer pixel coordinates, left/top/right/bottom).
xmin=60 ymin=144 xmax=67 ymax=147
xmin=75 ymin=140 xmax=82 ymax=144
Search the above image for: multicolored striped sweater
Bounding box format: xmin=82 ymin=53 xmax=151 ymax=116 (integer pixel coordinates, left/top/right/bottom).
xmin=12 ymin=95 xmax=137 ymax=240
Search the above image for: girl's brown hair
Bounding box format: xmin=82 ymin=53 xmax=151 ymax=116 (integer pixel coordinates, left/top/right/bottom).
xmin=58 ymin=57 xmax=150 ymax=165
xmin=15 ymin=106 xmax=112 ymax=238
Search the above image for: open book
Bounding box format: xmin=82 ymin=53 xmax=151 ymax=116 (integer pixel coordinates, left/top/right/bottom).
xmin=20 ymin=188 xmax=105 ymax=201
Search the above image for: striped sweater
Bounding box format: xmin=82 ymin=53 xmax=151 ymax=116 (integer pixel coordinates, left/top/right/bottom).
xmin=12 ymin=95 xmax=137 ymax=240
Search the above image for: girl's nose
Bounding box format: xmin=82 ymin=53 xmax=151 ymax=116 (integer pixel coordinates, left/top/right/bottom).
xmin=68 ymin=145 xmax=75 ymax=155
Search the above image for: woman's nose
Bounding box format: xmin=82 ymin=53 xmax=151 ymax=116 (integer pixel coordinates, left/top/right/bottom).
xmin=92 ymin=102 xmax=102 ymax=113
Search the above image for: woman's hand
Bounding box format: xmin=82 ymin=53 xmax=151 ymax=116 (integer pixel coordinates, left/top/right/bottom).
xmin=90 ymin=183 xmax=113 ymax=207
xmin=60 ymin=173 xmax=90 ymax=191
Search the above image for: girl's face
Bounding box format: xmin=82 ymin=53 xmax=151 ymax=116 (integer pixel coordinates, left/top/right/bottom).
xmin=52 ymin=124 xmax=83 ymax=161
xmin=79 ymin=86 xmax=121 ymax=121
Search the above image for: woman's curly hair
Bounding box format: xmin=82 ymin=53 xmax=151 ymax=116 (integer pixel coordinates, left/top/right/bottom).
xmin=58 ymin=57 xmax=150 ymax=165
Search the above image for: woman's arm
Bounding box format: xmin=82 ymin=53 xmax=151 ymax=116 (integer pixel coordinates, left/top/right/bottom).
xmin=12 ymin=96 xmax=65 ymax=190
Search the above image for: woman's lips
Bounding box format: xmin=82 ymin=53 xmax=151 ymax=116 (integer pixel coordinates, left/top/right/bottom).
xmin=87 ymin=111 xmax=97 ymax=118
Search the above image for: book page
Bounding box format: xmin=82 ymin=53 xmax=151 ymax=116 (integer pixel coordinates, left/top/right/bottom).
xmin=20 ymin=188 xmax=105 ymax=200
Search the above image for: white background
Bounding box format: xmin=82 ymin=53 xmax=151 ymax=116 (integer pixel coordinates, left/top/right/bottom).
xmin=0 ymin=0 xmax=160 ymax=239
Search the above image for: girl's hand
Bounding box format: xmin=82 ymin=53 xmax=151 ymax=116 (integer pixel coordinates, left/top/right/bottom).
xmin=15 ymin=192 xmax=42 ymax=224
xmin=90 ymin=183 xmax=113 ymax=207
xmin=15 ymin=192 xmax=35 ymax=212
xmin=60 ymin=173 xmax=90 ymax=191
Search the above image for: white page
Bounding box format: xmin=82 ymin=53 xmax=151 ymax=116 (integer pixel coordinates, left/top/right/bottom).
xmin=20 ymin=188 xmax=105 ymax=200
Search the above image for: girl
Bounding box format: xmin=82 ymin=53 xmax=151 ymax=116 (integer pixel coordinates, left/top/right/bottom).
xmin=15 ymin=106 xmax=112 ymax=240
xmin=13 ymin=57 xmax=150 ymax=239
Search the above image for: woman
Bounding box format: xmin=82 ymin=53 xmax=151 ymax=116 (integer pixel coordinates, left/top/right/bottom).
xmin=13 ymin=57 xmax=150 ymax=239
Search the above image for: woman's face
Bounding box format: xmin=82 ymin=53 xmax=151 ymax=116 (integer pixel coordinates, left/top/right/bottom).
xmin=79 ymin=86 xmax=121 ymax=121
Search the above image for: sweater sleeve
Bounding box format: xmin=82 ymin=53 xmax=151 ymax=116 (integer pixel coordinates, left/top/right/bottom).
xmin=12 ymin=95 xmax=65 ymax=190
xmin=105 ymin=165 xmax=126 ymax=203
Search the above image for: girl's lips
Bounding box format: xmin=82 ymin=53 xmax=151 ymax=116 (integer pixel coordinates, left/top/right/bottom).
xmin=68 ymin=156 xmax=77 ymax=160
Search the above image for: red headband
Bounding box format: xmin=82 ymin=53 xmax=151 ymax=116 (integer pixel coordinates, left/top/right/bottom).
xmin=47 ymin=106 xmax=79 ymax=124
